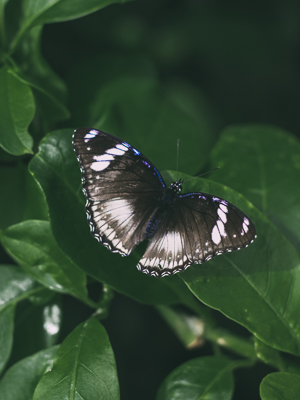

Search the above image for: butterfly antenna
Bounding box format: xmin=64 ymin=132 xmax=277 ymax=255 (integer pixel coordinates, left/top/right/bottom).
xmin=176 ymin=139 xmax=180 ymax=181
xmin=185 ymin=167 xmax=220 ymax=182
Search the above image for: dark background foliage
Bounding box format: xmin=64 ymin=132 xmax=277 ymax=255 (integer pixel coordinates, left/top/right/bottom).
xmin=1 ymin=1 xmax=300 ymax=399
xmin=40 ymin=2 xmax=300 ymax=399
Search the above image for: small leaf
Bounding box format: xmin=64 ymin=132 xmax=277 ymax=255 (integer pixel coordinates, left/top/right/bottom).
xmin=33 ymin=319 xmax=119 ymax=400
xmin=260 ymin=372 xmax=300 ymax=400
xmin=1 ymin=220 xmax=88 ymax=302
xmin=156 ymin=356 xmax=234 ymax=400
xmin=0 ymin=264 xmax=37 ymax=373
xmin=0 ymin=346 xmax=58 ymax=400
xmin=0 ymin=67 xmax=34 ymax=155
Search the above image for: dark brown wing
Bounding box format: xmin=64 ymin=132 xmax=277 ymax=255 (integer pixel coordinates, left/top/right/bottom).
xmin=73 ymin=127 xmax=166 ymax=255
xmin=137 ymin=193 xmax=256 ymax=277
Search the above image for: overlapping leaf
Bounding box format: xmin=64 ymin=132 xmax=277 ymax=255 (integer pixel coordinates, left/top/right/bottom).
xmin=0 ymin=347 xmax=58 ymax=400
xmin=260 ymin=372 xmax=300 ymax=400
xmin=0 ymin=265 xmax=37 ymax=373
xmin=33 ymin=319 xmax=119 ymax=400
xmin=156 ymin=356 xmax=234 ymax=400
xmin=1 ymin=220 xmax=88 ymax=302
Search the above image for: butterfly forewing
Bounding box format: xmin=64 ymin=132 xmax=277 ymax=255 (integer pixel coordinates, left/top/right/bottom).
xmin=138 ymin=193 xmax=256 ymax=277
xmin=73 ymin=128 xmax=166 ymax=255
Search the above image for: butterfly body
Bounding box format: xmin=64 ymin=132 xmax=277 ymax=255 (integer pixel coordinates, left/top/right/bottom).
xmin=73 ymin=128 xmax=256 ymax=277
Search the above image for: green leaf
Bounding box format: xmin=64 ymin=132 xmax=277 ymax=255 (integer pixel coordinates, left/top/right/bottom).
xmin=0 ymin=264 xmax=37 ymax=373
xmin=0 ymin=346 xmax=58 ymax=400
xmin=1 ymin=220 xmax=88 ymax=302
xmin=90 ymin=75 xmax=218 ymax=175
xmin=33 ymin=319 xmax=119 ymax=400
xmin=254 ymin=338 xmax=286 ymax=371
xmin=0 ymin=162 xmax=48 ymax=230
xmin=0 ymin=303 xmax=14 ymax=375
xmin=19 ymin=25 xmax=68 ymax=104
xmin=209 ymin=125 xmax=300 ymax=251
xmin=29 ymin=129 xmax=184 ymax=306
xmin=167 ymin=172 xmax=300 ymax=356
xmin=156 ymin=356 xmax=234 ymax=400
xmin=0 ymin=67 xmax=34 ymax=155
xmin=11 ymin=0 xmax=132 ymax=52
xmin=260 ymin=372 xmax=300 ymax=400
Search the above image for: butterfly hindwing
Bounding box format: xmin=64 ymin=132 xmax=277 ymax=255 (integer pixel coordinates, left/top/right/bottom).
xmin=138 ymin=193 xmax=256 ymax=277
xmin=73 ymin=127 xmax=166 ymax=255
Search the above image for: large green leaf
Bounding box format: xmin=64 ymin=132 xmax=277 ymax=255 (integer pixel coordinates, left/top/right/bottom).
xmin=172 ymin=172 xmax=300 ymax=356
xmin=260 ymin=372 xmax=300 ymax=400
xmin=0 ymin=265 xmax=37 ymax=373
xmin=156 ymin=356 xmax=234 ymax=400
xmin=90 ymin=75 xmax=218 ymax=175
xmin=209 ymin=125 xmax=300 ymax=251
xmin=0 ymin=67 xmax=34 ymax=155
xmin=29 ymin=129 xmax=187 ymax=306
xmin=1 ymin=220 xmax=88 ymax=302
xmin=33 ymin=319 xmax=119 ymax=400
xmin=0 ymin=347 xmax=58 ymax=400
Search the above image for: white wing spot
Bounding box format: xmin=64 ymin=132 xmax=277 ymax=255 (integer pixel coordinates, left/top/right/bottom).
xmin=219 ymin=204 xmax=228 ymax=213
xmin=212 ymin=225 xmax=221 ymax=245
xmin=84 ymin=129 xmax=98 ymax=142
xmin=217 ymin=207 xmax=227 ymax=223
xmin=90 ymin=154 xmax=114 ymax=171
xmin=217 ymin=220 xmax=227 ymax=237
xmin=106 ymin=147 xmax=126 ymax=156
xmin=242 ymin=222 xmax=249 ymax=233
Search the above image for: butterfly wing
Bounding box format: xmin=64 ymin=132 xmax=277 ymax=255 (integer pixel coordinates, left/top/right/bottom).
xmin=73 ymin=127 xmax=166 ymax=255
xmin=138 ymin=193 xmax=256 ymax=277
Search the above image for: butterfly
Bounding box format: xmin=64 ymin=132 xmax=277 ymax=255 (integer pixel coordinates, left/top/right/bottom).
xmin=73 ymin=128 xmax=257 ymax=277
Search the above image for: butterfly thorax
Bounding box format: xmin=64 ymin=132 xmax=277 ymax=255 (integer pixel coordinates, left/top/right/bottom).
xmin=145 ymin=180 xmax=183 ymax=239
xmin=161 ymin=180 xmax=183 ymax=204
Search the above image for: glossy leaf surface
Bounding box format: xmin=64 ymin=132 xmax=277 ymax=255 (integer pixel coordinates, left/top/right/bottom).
xmin=0 ymin=346 xmax=58 ymax=400
xmin=156 ymin=356 xmax=234 ymax=400
xmin=33 ymin=319 xmax=119 ymax=400
xmin=1 ymin=220 xmax=88 ymax=302
xmin=260 ymin=372 xmax=300 ymax=400
xmin=0 ymin=67 xmax=34 ymax=155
